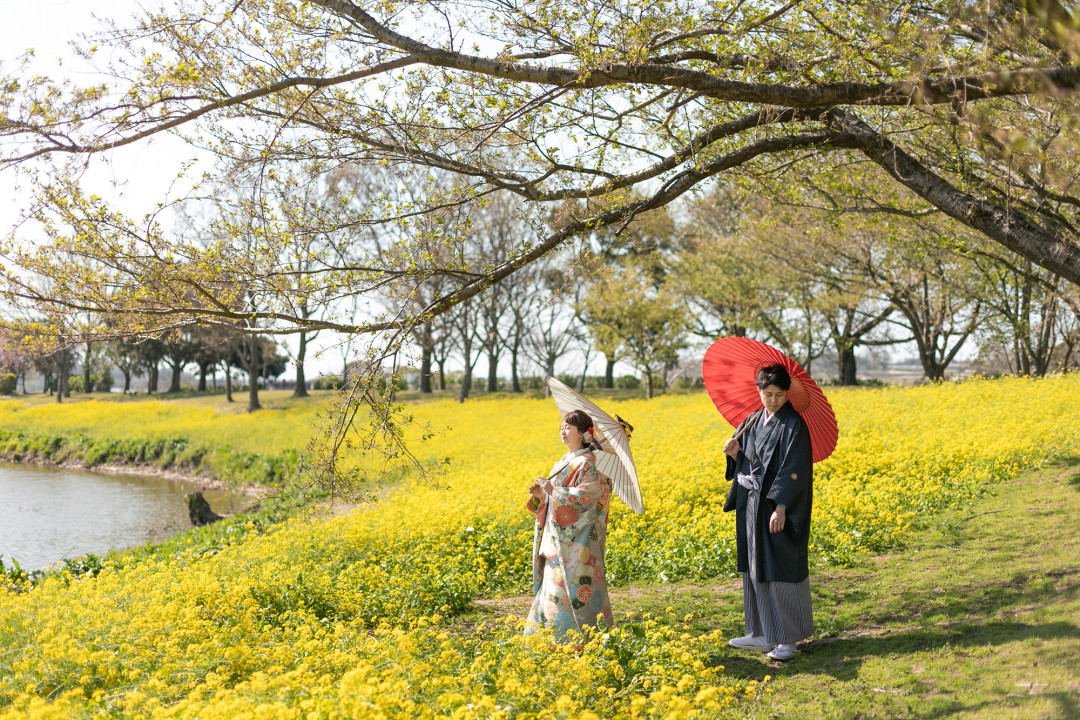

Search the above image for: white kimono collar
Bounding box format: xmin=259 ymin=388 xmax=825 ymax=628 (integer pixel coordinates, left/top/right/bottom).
xmin=550 ymin=447 xmax=591 ymax=476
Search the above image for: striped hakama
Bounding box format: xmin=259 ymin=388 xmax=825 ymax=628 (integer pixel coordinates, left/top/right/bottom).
xmin=742 ymin=486 xmax=814 ymax=644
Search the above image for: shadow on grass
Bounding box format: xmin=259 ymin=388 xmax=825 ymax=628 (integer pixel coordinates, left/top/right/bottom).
xmin=710 ymin=571 xmax=1080 ymax=714
xmin=1065 ymin=455 xmax=1080 ymax=492
xmin=713 ymin=617 xmax=1080 ymax=718
xmin=915 ymin=690 xmax=1080 ymax=720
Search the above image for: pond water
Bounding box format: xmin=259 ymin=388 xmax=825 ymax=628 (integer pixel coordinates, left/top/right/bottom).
xmin=0 ymin=463 xmax=249 ymax=571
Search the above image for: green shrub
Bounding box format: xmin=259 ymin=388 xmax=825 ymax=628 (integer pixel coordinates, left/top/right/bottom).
xmin=615 ymin=374 xmax=641 ymax=389
xmin=94 ymin=372 xmax=114 ymax=392
xmin=68 ymin=375 xmax=85 ymax=393
xmin=313 ymin=375 xmax=344 ymax=390
xmin=557 ymin=373 xmax=579 ymax=389
xmin=0 ymin=373 xmax=15 ymax=395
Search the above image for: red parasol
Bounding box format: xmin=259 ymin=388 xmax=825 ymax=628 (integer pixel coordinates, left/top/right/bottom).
xmin=702 ymin=337 xmax=838 ymax=463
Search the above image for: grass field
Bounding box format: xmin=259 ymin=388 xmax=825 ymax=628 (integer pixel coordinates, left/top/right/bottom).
xmin=2 ymin=376 xmax=1079 ymax=718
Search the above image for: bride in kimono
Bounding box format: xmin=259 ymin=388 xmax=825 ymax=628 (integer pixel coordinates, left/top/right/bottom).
xmin=524 ymin=409 xmax=614 ymax=641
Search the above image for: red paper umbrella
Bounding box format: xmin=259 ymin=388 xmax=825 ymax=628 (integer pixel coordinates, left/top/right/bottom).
xmin=702 ymin=336 xmax=838 ymax=463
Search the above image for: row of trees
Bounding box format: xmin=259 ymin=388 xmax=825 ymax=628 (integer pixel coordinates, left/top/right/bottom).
xmin=6 ymin=169 xmax=1079 ymax=405
xmin=392 ymin=187 xmax=1080 ymax=402
xmin=0 ymin=326 xmax=289 ymax=410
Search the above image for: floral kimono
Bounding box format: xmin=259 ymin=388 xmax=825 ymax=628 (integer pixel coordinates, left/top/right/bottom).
xmin=525 ymin=448 xmax=613 ymax=641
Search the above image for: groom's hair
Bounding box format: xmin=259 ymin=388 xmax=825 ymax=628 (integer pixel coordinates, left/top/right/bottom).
xmin=755 ymin=363 xmax=791 ymax=390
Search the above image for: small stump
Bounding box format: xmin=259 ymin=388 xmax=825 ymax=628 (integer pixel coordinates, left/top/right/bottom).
xmin=187 ymin=491 xmax=224 ymax=526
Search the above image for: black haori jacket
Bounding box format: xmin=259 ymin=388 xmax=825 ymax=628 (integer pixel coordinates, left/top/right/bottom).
xmin=723 ymin=401 xmax=814 ymax=583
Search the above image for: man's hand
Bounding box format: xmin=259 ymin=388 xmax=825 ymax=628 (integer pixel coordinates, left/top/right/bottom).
xmin=769 ymin=505 xmax=787 ymax=533
xmin=723 ymin=438 xmax=740 ymax=459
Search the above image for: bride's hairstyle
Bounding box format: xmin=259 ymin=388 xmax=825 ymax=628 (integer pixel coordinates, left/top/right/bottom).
xmin=563 ymin=410 xmax=600 ymax=452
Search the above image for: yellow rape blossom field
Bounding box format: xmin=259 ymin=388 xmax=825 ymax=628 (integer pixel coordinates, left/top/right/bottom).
xmin=2 ymin=375 xmax=1080 ymax=719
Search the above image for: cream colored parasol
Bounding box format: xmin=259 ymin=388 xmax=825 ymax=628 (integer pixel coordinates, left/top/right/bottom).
xmin=545 ymin=376 xmax=643 ymax=514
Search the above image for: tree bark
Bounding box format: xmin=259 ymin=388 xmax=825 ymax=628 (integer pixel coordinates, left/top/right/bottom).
xmin=83 ymin=342 xmax=92 ymax=394
xmin=509 ymin=338 xmax=522 ymax=392
xmin=829 ymin=110 xmax=1080 ymax=288
xmin=604 ymin=357 xmax=616 ymax=389
xmin=223 ymin=362 xmax=233 ymax=403
xmin=458 ymin=365 xmax=473 ymax=403
xmin=419 ymin=346 xmax=433 ymax=393
xmin=244 ymin=338 xmax=261 ymax=412
xmin=486 ymin=351 xmax=499 ymax=392
xmin=292 ymin=331 xmax=309 ymax=398
xmin=838 ymin=345 xmax=858 ymax=386
xmin=248 ymin=361 xmax=261 ymax=412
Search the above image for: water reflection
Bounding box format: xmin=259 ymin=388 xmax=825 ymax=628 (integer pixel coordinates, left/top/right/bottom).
xmin=0 ymin=463 xmax=249 ymax=571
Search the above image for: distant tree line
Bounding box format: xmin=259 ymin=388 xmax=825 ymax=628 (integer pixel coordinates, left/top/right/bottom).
xmin=0 ymin=325 xmax=287 ymax=411
xmin=371 ymin=183 xmax=1079 ymax=402
xmin=4 ymin=177 xmax=1079 ymax=405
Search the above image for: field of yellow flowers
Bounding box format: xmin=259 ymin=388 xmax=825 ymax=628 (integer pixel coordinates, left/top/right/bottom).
xmin=2 ymin=375 xmax=1080 ymax=719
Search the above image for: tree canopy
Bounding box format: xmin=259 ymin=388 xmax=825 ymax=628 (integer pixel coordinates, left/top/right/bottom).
xmin=2 ymin=0 xmax=1080 ymax=348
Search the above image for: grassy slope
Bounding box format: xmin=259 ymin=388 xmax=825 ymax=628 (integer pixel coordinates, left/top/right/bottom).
xmin=474 ymin=461 xmax=1080 ymax=719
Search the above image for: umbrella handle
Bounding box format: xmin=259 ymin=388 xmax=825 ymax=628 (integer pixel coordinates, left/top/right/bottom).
xmin=732 ymin=410 xmax=762 ymax=442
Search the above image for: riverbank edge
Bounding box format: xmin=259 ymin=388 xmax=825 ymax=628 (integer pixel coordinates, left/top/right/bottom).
xmin=0 ymin=454 xmax=268 ymax=496
xmin=0 ymin=429 xmax=292 ymax=496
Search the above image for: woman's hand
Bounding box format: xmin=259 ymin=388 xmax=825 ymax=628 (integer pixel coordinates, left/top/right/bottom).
xmin=529 ymin=476 xmax=551 ymax=501
xmin=723 ymin=438 xmax=740 ymax=459
xmin=769 ymin=505 xmax=787 ymax=533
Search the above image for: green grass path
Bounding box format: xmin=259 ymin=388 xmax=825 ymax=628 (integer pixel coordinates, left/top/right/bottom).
xmin=733 ymin=460 xmax=1080 ymax=719
xmin=474 ymin=462 xmax=1080 ymax=719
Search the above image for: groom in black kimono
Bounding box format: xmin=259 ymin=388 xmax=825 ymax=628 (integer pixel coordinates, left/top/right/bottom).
xmin=723 ymin=363 xmax=814 ymax=660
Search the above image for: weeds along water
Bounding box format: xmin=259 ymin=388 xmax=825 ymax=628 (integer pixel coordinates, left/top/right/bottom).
xmin=1 ymin=375 xmax=1079 ymax=718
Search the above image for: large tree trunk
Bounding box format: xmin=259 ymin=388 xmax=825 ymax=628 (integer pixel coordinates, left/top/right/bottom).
xmin=604 ymin=357 xmax=616 ymax=389
xmin=644 ymin=371 xmax=654 ymax=400
xmin=436 ymin=359 xmax=447 ymax=390
xmin=292 ymin=331 xmax=309 ymax=398
xmin=147 ymin=364 xmax=159 ymax=393
xmin=510 ymin=341 xmax=522 ymax=392
xmin=56 ymin=349 xmax=69 ymax=403
xmin=458 ymin=365 xmax=473 ymax=402
xmin=247 ymin=348 xmax=261 ymax=412
xmin=838 ymin=345 xmax=858 ymax=386
xmin=248 ymin=364 xmax=260 ymax=411
xmin=83 ymin=343 xmax=92 ymax=393
xmin=224 ymin=363 xmax=233 ymax=403
xmin=922 ymin=355 xmax=946 ymax=381
xmin=122 ymin=368 xmax=131 ymax=393
xmin=197 ymin=361 xmax=209 ymax=392
xmin=486 ymin=351 xmax=498 ymax=392
xmin=169 ymin=363 xmax=182 ymax=393
xmin=419 ymin=346 xmax=433 ymax=393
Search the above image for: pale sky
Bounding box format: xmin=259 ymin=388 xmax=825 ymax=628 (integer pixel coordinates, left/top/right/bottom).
xmin=2 ymin=1 xmax=915 ymax=383
xmin=0 ymin=0 xmax=187 ymax=230
xmin=0 ymin=0 xmax=609 ymax=381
